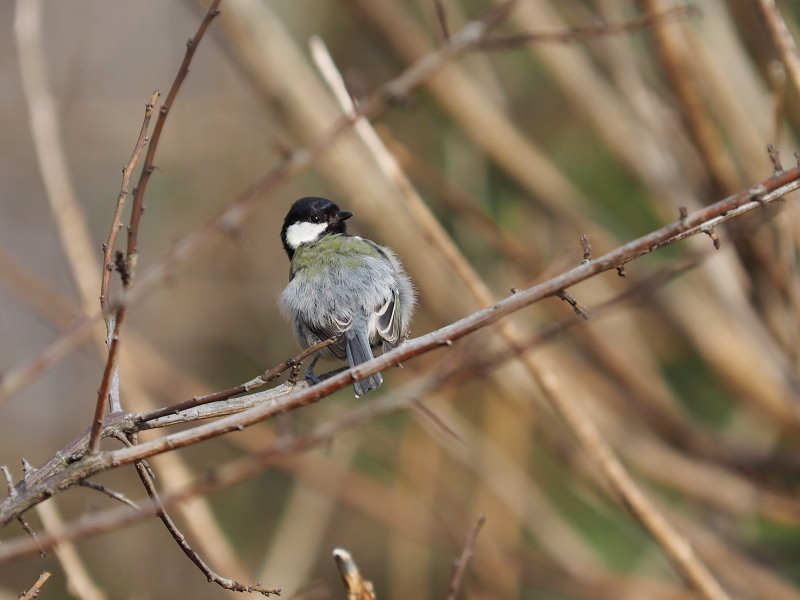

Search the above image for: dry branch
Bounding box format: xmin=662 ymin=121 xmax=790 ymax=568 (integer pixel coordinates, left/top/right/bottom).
xmin=0 ymin=164 xmax=798 ymax=553
xmin=445 ymin=515 xmax=485 ymax=600
xmin=87 ymin=0 xmax=222 ymax=456
xmin=19 ymin=571 xmax=51 ymax=600
xmin=133 ymin=448 xmax=280 ymax=596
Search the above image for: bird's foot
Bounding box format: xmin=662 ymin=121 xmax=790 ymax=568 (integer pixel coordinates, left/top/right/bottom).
xmin=304 ymin=365 xmax=349 ymax=386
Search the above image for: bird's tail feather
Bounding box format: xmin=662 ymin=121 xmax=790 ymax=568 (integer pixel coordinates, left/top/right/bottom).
xmin=345 ymin=328 xmax=382 ymax=397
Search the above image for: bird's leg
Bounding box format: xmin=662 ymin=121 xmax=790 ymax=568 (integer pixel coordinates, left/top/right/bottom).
xmin=304 ymin=353 xmax=353 ymax=386
xmin=303 ymin=354 xmax=323 ymax=385
xmin=317 ymin=366 xmax=349 ymax=381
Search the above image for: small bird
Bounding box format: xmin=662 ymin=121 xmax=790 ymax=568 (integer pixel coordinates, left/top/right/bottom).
xmin=280 ymin=196 xmax=416 ymax=397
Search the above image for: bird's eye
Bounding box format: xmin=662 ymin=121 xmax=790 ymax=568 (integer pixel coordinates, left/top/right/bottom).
xmin=309 ymin=215 xmax=322 ymax=224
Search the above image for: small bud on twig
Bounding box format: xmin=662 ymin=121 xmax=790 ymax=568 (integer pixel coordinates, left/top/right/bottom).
xmin=580 ymin=234 xmax=592 ymax=263
xmin=557 ymin=290 xmax=590 ymax=319
xmin=767 ymin=144 xmax=783 ymax=174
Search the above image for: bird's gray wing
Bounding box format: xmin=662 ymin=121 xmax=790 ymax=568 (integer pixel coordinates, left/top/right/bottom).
xmin=360 ymin=238 xmax=407 ymax=349
xmin=375 ymin=289 xmax=401 ymax=348
xmin=306 ymin=314 xmax=352 ymax=360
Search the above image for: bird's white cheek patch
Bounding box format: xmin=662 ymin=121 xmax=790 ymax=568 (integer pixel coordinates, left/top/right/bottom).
xmin=285 ymin=222 xmax=328 ymax=248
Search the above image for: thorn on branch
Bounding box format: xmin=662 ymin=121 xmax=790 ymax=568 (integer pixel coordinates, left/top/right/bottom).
xmin=16 ymin=515 xmax=45 ymax=557
xmin=580 ymin=234 xmax=592 ymax=263
xmin=557 ymin=290 xmax=590 ymax=319
xmin=80 ymin=480 xmax=140 ymax=510
xmin=616 ymin=264 xmax=627 ymax=278
xmin=767 ymin=144 xmax=783 ymax=174
xmin=704 ymin=228 xmax=721 ymax=250
xmin=678 ymin=206 xmax=688 ymax=223
xmin=21 ymin=458 xmax=36 ymax=477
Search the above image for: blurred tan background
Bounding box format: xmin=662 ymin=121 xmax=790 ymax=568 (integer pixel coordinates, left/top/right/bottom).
xmin=1 ymin=0 xmax=800 ymax=598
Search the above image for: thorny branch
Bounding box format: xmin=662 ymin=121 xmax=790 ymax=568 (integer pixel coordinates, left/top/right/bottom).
xmin=0 ymin=254 xmax=727 ymax=563
xmin=135 ymin=337 xmax=334 ymax=425
xmin=87 ymin=0 xmax=222 ymax=456
xmin=1 ymin=163 xmax=798 ymax=542
xmin=99 ymin=90 xmax=160 ymax=314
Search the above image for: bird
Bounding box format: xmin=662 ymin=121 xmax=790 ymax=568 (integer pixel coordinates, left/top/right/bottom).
xmin=280 ymin=196 xmax=416 ymax=397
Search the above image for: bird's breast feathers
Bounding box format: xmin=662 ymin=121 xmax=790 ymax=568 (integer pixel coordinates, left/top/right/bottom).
xmin=282 ymin=234 xmax=397 ymax=316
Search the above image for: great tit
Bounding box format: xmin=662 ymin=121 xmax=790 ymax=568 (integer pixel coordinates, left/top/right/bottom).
xmin=280 ymin=196 xmax=416 ymax=397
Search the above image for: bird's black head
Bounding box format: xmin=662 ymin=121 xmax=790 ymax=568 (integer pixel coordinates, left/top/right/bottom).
xmin=281 ymin=196 xmax=354 ymax=258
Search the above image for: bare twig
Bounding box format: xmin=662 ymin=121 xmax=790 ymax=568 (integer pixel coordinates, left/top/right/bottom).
xmin=445 ymin=515 xmax=485 ymax=600
xmin=768 ymin=143 xmax=783 ymax=174
xmin=580 ymin=234 xmax=592 ymax=263
xmin=333 ymin=548 xmax=376 ymax=600
xmin=80 ymin=480 xmax=139 ymax=510
xmin=19 ymin=572 xmax=51 ymax=600
xmin=557 ymin=290 xmax=590 ymax=320
xmin=16 ymin=515 xmax=43 ymax=557
xmin=87 ymin=0 xmax=222 ymax=456
xmin=132 ymin=448 xmax=280 ymax=596
xmin=135 ymin=338 xmax=334 ymax=425
xmin=100 ymin=90 xmax=160 ymax=314
xmin=126 ymin=0 xmax=222 ymax=266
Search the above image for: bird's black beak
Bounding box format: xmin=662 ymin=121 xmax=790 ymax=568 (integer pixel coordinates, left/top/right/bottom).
xmin=337 ymin=210 xmax=354 ymax=222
